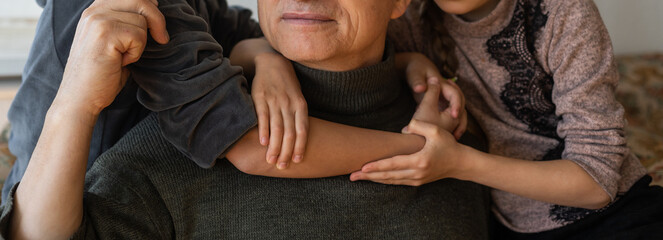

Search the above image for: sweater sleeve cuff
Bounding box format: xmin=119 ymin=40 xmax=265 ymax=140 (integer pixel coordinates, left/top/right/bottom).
xmin=155 ymin=75 xmax=258 ymax=168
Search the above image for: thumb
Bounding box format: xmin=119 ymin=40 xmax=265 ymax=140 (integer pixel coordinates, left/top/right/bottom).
xmin=420 ymin=77 xmax=441 ymax=109
xmin=406 ymin=70 xmax=427 ymax=93
xmin=404 ymin=119 xmax=439 ymax=137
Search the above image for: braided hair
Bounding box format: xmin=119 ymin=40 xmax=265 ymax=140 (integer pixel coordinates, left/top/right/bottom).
xmin=415 ymin=0 xmax=458 ymax=79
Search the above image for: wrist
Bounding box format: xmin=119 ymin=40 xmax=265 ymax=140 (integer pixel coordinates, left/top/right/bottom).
xmin=449 ymin=144 xmax=481 ymax=181
xmin=255 ymin=51 xmax=289 ymax=67
xmin=399 ymin=133 xmax=426 ymax=155
xmin=47 ymin=96 xmax=101 ymax=128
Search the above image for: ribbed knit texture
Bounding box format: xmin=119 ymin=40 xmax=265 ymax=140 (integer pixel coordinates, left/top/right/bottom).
xmin=294 ymin=44 xmax=415 ymax=132
xmin=0 ymin=44 xmax=491 ymax=239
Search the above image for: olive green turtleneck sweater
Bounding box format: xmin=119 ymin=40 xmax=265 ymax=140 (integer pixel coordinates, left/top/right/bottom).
xmin=1 ymin=45 xmax=489 ymax=239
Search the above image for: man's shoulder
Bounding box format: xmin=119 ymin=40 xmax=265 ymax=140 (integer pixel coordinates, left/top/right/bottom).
xmin=84 ymin=113 xmax=189 ymax=200
xmin=88 ymin=113 xmax=188 ymax=182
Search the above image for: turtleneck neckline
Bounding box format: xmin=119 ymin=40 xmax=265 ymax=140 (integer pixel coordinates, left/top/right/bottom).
xmin=292 ymin=41 xmax=404 ymax=116
xmin=444 ymin=0 xmax=517 ymax=38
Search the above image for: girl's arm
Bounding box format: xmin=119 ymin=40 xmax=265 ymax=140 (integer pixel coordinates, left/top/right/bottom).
xmin=227 ymin=119 xmax=424 ymax=178
xmin=350 ymin=81 xmax=611 ymax=209
xmin=229 ymin=39 xmax=466 ymax=172
xmin=351 ymin=119 xmax=610 ymax=210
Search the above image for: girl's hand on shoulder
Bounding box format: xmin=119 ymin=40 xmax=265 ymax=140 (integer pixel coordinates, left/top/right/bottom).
xmin=396 ymin=52 xmax=467 ymax=139
xmin=252 ymin=53 xmax=309 ymax=170
xmin=349 ymin=119 xmax=464 ymax=186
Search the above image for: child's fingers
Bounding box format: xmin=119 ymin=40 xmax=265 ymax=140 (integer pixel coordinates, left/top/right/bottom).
xmin=253 ymin=98 xmax=270 ymax=146
xmin=405 ymin=69 xmax=428 ymax=93
xmin=364 ymin=179 xmax=422 ymax=186
xmin=266 ymin=107 xmax=283 ymax=164
xmin=292 ymin=109 xmax=308 ymax=163
xmin=350 ymin=169 xmax=416 ymax=182
xmin=453 ymin=109 xmax=468 ymax=140
xmin=419 ymin=78 xmax=441 ymax=109
xmin=276 ymin=109 xmax=296 ymax=170
xmin=439 ymin=81 xmax=463 ymax=118
xmin=361 ymin=155 xmax=415 ymax=173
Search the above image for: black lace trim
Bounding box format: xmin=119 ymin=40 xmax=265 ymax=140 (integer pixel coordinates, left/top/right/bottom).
xmin=486 ymin=0 xmax=563 ymax=158
xmin=486 ymin=0 xmax=604 ymax=224
xmin=549 ymin=196 xmax=614 ymax=224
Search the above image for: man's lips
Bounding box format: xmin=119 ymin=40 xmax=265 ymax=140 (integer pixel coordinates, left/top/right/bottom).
xmin=281 ymin=13 xmax=335 ymax=24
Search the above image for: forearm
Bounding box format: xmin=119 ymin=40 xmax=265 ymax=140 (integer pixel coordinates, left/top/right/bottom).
xmin=227 ymin=117 xmax=424 ymax=178
xmin=11 ymin=98 xmax=98 ymax=239
xmin=457 ymin=145 xmax=611 ymax=209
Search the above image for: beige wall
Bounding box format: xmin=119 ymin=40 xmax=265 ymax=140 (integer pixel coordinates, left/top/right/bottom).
xmin=228 ymin=0 xmax=663 ymax=55
xmin=595 ymin=0 xmax=663 ymax=55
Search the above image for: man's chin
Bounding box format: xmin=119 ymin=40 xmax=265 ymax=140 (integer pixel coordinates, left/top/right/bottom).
xmin=277 ymin=46 xmax=334 ymax=66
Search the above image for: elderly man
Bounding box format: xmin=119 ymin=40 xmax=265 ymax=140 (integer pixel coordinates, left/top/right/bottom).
xmin=1 ymin=0 xmax=488 ymax=239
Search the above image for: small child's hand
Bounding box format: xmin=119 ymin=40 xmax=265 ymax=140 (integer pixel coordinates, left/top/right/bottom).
xmin=252 ymin=53 xmax=309 ymax=170
xmin=397 ymin=52 xmax=467 ymax=139
xmin=349 ymin=119 xmax=463 ymax=186
xmin=409 ymin=77 xmax=458 ymax=133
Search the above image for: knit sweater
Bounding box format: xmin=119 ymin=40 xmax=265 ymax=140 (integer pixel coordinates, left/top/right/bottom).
xmin=0 ymin=45 xmax=489 ymax=239
xmin=389 ymin=0 xmax=647 ymax=233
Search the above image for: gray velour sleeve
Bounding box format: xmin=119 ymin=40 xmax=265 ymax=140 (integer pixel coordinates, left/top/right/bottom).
xmin=129 ymin=0 xmax=258 ymax=168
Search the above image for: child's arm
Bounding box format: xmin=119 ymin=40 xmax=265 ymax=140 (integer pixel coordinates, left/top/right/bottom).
xmin=129 ymin=0 xmax=263 ymax=169
xmin=351 ymin=119 xmax=611 ymax=210
xmin=230 ymin=38 xmax=309 ymax=169
xmin=350 ymin=80 xmax=610 ymax=209
xmin=227 ymin=119 xmax=424 ymax=178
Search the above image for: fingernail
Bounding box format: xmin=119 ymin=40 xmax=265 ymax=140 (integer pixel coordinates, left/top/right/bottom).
xmin=277 ymin=162 xmax=288 ymax=170
xmin=268 ymin=156 xmax=277 ymax=164
xmin=293 ymin=155 xmax=302 ymax=163
xmin=428 ymin=77 xmax=439 ymax=84
xmin=260 ymin=137 xmax=268 ymax=145
xmin=402 ymin=126 xmax=410 ymax=133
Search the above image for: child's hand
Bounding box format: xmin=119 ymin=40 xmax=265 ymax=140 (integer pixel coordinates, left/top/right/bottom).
xmin=396 ymin=52 xmax=467 ymax=139
xmin=349 ymin=119 xmax=463 ymax=186
xmin=409 ymin=77 xmax=458 ymax=133
xmin=252 ymin=53 xmax=309 ymax=170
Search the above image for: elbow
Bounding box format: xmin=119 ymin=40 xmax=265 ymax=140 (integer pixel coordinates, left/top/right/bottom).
xmin=225 ymin=129 xmax=270 ymax=176
xmin=584 ymin=194 xmax=611 ymax=210
xmin=581 ymin=186 xmax=612 ymax=210
xmin=226 ymin=146 xmax=270 ymax=176
xmin=227 ymin=155 xmax=268 ymax=176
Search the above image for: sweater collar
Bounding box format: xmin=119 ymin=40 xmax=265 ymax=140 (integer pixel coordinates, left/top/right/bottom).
xmin=292 ymin=41 xmax=403 ymax=115
xmin=444 ymin=0 xmax=518 ymax=38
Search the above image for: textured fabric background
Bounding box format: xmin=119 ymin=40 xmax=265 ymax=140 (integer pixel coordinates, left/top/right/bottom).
xmin=615 ymin=53 xmax=663 ymax=186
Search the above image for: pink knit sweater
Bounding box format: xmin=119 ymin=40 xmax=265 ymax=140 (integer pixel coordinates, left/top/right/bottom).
xmin=389 ymin=0 xmax=647 ymax=233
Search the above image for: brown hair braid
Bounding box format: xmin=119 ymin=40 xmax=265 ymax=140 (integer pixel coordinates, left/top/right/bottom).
xmin=415 ymin=0 xmax=458 ymax=79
